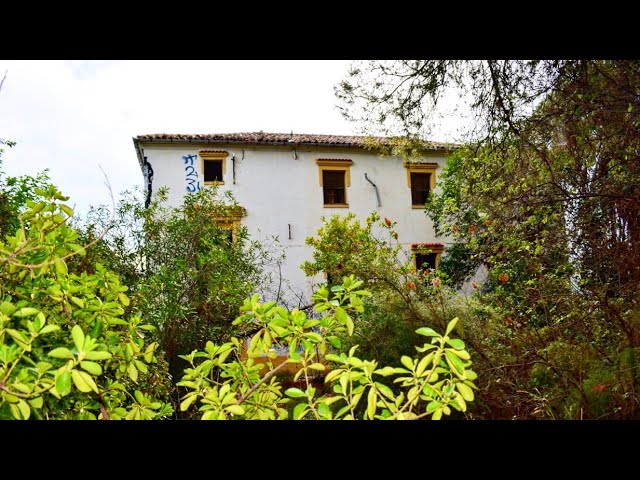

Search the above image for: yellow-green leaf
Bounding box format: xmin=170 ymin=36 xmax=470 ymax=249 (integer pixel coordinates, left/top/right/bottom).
xmin=225 ymin=405 xmax=245 ymax=416
xmin=57 ymin=371 xmax=73 ymax=396
xmin=71 ymin=325 xmax=85 ymax=352
xmin=456 ymin=382 xmax=475 ymax=402
xmin=28 ymin=396 xmax=43 ymax=409
xmin=12 ymin=307 xmax=39 ymax=318
xmin=127 ymin=362 xmax=138 ymax=382
xmin=84 ymin=350 xmax=112 ymax=361
xmin=367 ymin=387 xmax=377 ymax=419
xmin=48 ymin=347 xmax=74 ymax=359
xmin=10 ymin=399 xmax=31 ymax=420
xmin=416 ymin=352 xmax=434 ymax=377
xmin=180 ymin=393 xmax=198 ymax=411
xmin=400 ymin=355 xmax=414 ymax=371
xmin=445 ymin=317 xmax=459 ymax=336
xmin=71 ymin=369 xmax=98 ymax=393
xmin=80 ymin=361 xmax=102 ymax=376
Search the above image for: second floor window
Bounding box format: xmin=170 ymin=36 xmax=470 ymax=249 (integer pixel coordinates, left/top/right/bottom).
xmin=323 ymin=170 xmax=346 ymax=205
xmin=316 ymin=158 xmax=352 ymax=208
xmin=410 ymin=172 xmax=431 ymax=206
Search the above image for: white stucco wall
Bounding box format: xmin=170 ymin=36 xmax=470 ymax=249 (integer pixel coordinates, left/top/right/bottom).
xmin=140 ymin=143 xmax=450 ymax=303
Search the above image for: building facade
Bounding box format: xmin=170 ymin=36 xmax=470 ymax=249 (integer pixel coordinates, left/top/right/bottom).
xmin=133 ymin=132 xmax=453 ymax=302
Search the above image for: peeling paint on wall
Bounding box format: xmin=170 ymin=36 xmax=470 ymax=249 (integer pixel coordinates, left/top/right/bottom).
xmin=183 ymin=154 xmax=201 ymax=193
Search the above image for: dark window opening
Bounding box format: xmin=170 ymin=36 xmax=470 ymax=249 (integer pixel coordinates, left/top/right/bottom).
xmin=204 ymin=160 xmax=223 ymax=183
xmin=415 ymin=253 xmax=437 ymax=272
xmin=323 ymin=170 xmax=346 ymax=205
xmin=410 ymin=172 xmax=430 ymax=206
xmin=224 ymin=229 xmax=234 ymax=243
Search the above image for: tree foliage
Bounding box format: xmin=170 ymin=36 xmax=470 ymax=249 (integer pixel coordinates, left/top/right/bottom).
xmin=0 ymin=186 xmax=172 ymax=419
xmin=178 ymin=275 xmax=477 ymax=420
xmin=76 ymin=187 xmax=272 ymax=388
xmin=338 ymin=60 xmax=640 ymax=418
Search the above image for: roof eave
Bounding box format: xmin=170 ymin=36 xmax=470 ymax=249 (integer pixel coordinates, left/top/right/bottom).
xmin=133 ymin=136 xmax=454 ymax=153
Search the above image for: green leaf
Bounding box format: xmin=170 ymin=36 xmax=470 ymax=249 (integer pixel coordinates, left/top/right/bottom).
xmin=56 ymin=371 xmax=72 ymax=396
xmin=374 ymin=366 xmax=409 ymax=376
xmin=127 ymin=362 xmax=138 ymax=382
xmin=83 ymin=350 xmax=112 ymax=361
xmin=225 ymin=405 xmax=245 ymax=416
xmin=71 ymin=369 xmax=98 ymax=393
xmin=415 ymin=327 xmax=439 ymax=337
xmin=180 ymin=393 xmax=198 ymax=411
xmin=416 ymin=352 xmax=435 ymax=377
xmin=400 ymin=356 xmax=414 ymax=371
xmin=71 ymin=325 xmax=85 ymax=352
xmin=12 ymin=307 xmax=39 ymax=318
xmin=431 ymin=408 xmax=443 ymax=420
xmin=135 ymin=360 xmax=149 ymax=374
xmin=367 ymin=387 xmax=377 ymax=419
xmin=445 ymin=350 xmax=466 ymax=378
xmin=446 ymin=338 xmax=465 ymax=350
xmin=28 ymin=396 xmax=43 ymax=409
xmin=456 ymin=382 xmax=475 ymax=402
xmin=54 ymin=258 xmax=68 ymax=276
xmin=48 ymin=347 xmax=74 ymax=359
xmin=308 ymin=363 xmax=325 ymax=371
xmin=118 ymin=293 xmax=130 ymax=307
xmin=39 ymin=325 xmax=60 ymax=335
xmin=285 ymin=388 xmax=306 ymax=398
xmin=134 ymin=390 xmax=145 ymax=404
xmin=318 ymin=402 xmax=331 ymax=419
xmin=80 ymin=361 xmax=102 ymax=376
xmin=445 ymin=317 xmax=459 ymax=336
xmin=59 ymin=203 xmax=74 ymax=217
xmin=293 ymin=403 xmax=307 ymax=420
xmin=10 ymin=399 xmax=31 ymax=420
xmin=70 ymin=297 xmax=85 ymax=309
xmin=375 ymin=382 xmax=395 ymax=401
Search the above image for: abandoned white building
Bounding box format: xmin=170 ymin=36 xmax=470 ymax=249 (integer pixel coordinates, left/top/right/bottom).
xmin=132 ymin=132 xmax=453 ymax=301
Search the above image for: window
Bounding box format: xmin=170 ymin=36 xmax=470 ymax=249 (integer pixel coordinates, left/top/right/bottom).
xmin=411 ymin=243 xmax=444 ymax=272
xmin=212 ymin=205 xmax=246 ymax=243
xmin=323 ymin=170 xmax=346 ymax=204
xmin=410 ymin=172 xmax=431 ymax=206
xmin=415 ymin=252 xmax=437 ymax=272
xmin=316 ymin=159 xmax=352 ymax=208
xmin=404 ymin=162 xmax=437 ymax=208
xmin=200 ymin=151 xmax=228 ymax=185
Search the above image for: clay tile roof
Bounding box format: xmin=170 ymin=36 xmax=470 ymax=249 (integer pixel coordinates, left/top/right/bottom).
xmin=134 ymin=132 xmax=454 ymax=151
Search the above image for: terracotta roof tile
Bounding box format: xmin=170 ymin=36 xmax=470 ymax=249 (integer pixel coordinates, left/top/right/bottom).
xmin=134 ymin=132 xmax=454 ymax=151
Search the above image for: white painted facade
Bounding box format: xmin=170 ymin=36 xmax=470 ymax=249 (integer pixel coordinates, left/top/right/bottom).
xmin=134 ymin=135 xmax=451 ymax=303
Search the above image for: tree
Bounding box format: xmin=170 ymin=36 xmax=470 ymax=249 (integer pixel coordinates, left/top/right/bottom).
xmin=337 ymin=60 xmax=640 ymax=418
xmin=0 ymin=139 xmax=53 ymax=238
xmin=77 ymin=187 xmax=274 ymax=391
xmin=0 ymin=185 xmax=172 ymax=419
xmin=177 ymin=275 xmax=477 ymax=420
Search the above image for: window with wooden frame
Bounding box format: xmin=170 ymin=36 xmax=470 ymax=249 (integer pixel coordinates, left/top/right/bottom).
xmin=404 ymin=162 xmax=437 ymax=208
xmin=316 ymin=159 xmax=352 ymax=208
xmin=411 ymin=243 xmax=444 ymax=272
xmin=200 ymin=151 xmax=228 ymax=185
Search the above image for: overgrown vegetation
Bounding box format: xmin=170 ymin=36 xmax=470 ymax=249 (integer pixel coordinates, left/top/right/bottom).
xmin=337 ymin=60 xmax=640 ymax=419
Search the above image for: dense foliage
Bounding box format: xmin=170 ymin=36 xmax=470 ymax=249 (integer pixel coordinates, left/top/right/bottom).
xmin=338 ymin=60 xmax=640 ymax=419
xmin=178 ymin=275 xmax=477 ymax=420
xmin=74 ymin=187 xmax=269 ymax=388
xmin=0 ymin=186 xmax=172 ymax=419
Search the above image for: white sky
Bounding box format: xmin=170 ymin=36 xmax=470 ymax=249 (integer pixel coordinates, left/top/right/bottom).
xmin=0 ymin=60 xmax=462 ymax=216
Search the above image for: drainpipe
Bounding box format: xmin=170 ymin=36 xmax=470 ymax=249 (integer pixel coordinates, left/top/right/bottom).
xmin=364 ymin=173 xmax=381 ymax=207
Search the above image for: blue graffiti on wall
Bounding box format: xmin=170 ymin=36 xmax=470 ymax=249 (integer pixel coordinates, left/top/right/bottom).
xmin=183 ymin=154 xmax=201 ymax=193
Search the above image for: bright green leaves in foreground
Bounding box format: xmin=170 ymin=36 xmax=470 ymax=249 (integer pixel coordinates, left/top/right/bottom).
xmin=178 ymin=275 xmax=477 ymax=420
xmin=0 ymin=186 xmax=173 ymax=420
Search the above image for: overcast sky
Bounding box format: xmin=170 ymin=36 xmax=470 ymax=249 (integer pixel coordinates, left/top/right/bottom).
xmin=0 ymin=60 xmax=462 ymax=216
